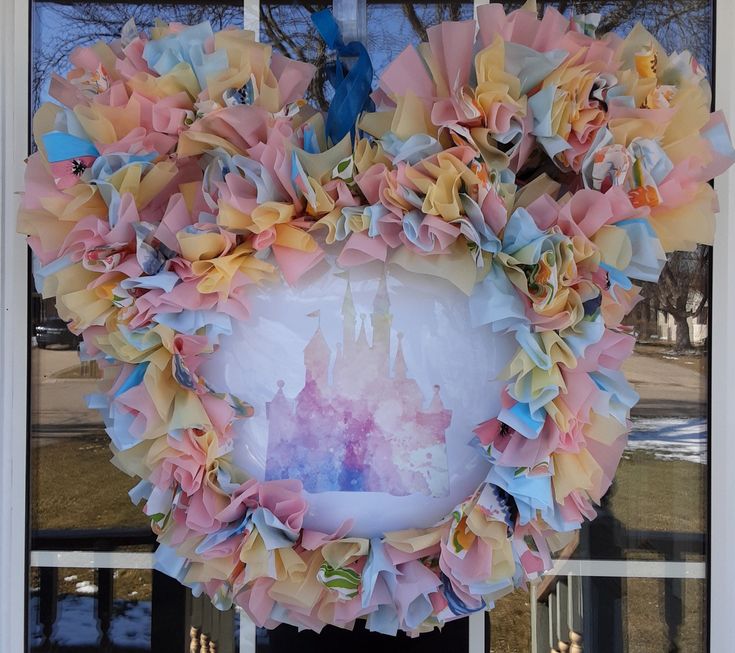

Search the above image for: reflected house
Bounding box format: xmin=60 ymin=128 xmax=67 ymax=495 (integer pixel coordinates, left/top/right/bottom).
xmin=265 ymin=276 xmax=451 ymax=496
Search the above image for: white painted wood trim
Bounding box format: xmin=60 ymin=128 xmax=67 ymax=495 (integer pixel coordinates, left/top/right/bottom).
xmin=468 ymin=612 xmax=485 ymax=653
xmin=548 ymin=559 xmax=706 ymax=580
xmin=30 ymin=551 xmax=154 ymax=569
xmin=0 ymin=0 xmax=30 ymax=649
xmin=243 ymin=0 xmax=260 ymax=39
xmin=710 ymin=0 xmax=735 ymax=648
xmin=238 ymin=608 xmax=257 ymax=653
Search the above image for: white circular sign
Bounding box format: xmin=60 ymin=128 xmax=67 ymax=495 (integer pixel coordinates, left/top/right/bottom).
xmin=201 ymin=259 xmax=515 ymax=537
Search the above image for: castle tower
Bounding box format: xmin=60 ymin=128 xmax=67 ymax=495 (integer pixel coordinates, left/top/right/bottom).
xmin=341 ymin=279 xmax=356 ymax=359
xmin=304 ymin=323 xmax=330 ymax=387
xmin=394 ymin=333 xmax=407 ymax=379
xmin=265 ymin=380 xmax=296 ymax=481
xmin=428 ymin=385 xmax=445 ymax=413
xmin=356 ymin=314 xmax=369 ymax=353
xmin=371 ymin=272 xmax=392 ymax=376
xmin=391 ymin=332 xmax=424 ymax=410
xmin=416 ymin=384 xmax=452 ymax=433
xmin=266 ymin=379 xmax=292 ymax=420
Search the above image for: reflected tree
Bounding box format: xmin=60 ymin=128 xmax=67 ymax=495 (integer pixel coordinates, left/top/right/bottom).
xmin=642 ymin=247 xmax=710 ymax=352
xmin=260 ymin=2 xmax=332 ymax=110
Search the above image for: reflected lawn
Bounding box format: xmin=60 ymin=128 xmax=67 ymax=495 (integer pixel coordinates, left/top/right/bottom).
xmin=31 ymin=433 xmax=148 ymax=531
xmin=611 ymin=451 xmax=706 ymax=535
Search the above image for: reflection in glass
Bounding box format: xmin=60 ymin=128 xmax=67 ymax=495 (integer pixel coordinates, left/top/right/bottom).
xmin=31 ymin=2 xmax=244 ymax=112
xmin=260 ymin=1 xmax=473 ymax=111
xmin=537 ymin=0 xmax=713 ymax=73
xmin=260 ymin=1 xmax=331 ymax=110
xmin=522 ymin=574 xmax=706 ymax=653
xmin=365 ymin=2 xmax=473 ymax=77
xmin=29 ymin=567 xmax=153 ymax=652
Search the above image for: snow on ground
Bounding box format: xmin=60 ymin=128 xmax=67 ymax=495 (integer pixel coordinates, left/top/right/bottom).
xmin=626 ymin=417 xmax=706 ymax=464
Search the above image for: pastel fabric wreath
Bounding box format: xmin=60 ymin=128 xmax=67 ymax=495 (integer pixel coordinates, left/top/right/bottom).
xmin=18 ymin=3 xmax=734 ymax=636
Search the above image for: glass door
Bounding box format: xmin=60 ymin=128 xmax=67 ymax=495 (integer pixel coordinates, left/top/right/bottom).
xmin=11 ymin=1 xmax=722 ymax=651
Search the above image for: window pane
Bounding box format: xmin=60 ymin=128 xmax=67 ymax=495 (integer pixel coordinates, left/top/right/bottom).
xmin=573 ymin=0 xmax=713 ymax=562
xmin=521 ymin=574 xmax=706 ymax=653
xmin=28 ymin=1 xmax=245 ymax=532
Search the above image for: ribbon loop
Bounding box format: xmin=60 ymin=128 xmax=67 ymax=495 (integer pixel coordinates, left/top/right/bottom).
xmin=311 ymin=9 xmax=374 ymax=145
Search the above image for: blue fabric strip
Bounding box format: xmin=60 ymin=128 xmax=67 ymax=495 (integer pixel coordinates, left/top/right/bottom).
xmin=311 ymin=9 xmax=374 ymax=145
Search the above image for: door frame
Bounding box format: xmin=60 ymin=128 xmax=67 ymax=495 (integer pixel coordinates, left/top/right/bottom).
xmin=709 ymin=1 xmax=735 ymax=649
xmin=0 ymin=0 xmax=30 ymax=650
xmin=2 ymin=1 xmax=735 ymax=651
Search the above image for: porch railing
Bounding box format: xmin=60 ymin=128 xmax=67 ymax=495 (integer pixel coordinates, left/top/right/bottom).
xmin=531 ymin=506 xmax=706 ymax=653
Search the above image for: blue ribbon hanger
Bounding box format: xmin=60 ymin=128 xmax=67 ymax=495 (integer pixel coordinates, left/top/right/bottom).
xmin=311 ymin=8 xmax=374 ymax=145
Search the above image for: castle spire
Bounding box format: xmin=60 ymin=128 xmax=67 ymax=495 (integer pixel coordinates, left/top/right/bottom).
xmin=356 ymin=314 xmax=369 ymax=350
xmin=266 ymin=380 xmax=292 ymax=419
xmin=373 ymin=270 xmax=390 ymax=315
xmin=394 ymin=333 xmax=407 ymax=379
xmin=341 ymin=278 xmax=356 ymax=357
xmin=304 ymin=324 xmax=330 ymax=386
xmin=371 ymin=270 xmax=392 ymax=375
xmin=429 ymin=385 xmax=445 ymax=412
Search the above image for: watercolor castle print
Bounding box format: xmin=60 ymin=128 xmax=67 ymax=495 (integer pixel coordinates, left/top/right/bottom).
xmin=264 ymin=276 xmax=451 ymax=497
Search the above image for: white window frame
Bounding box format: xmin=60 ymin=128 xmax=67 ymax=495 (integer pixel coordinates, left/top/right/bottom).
xmin=709 ymin=2 xmax=735 ymax=649
xmin=2 ymin=1 xmax=734 ymax=651
xmin=0 ymin=0 xmax=30 ymax=649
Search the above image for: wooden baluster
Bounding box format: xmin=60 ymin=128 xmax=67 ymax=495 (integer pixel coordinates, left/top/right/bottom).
xmin=550 ymin=592 xmax=561 ymax=653
xmin=199 ymin=631 xmax=210 ymax=653
xmin=537 ymin=596 xmax=551 ymax=653
xmin=190 ymin=626 xmax=201 ymax=653
xmin=96 ymin=567 xmax=113 ymax=652
xmin=567 ymin=579 xmax=584 ymax=653
xmin=664 ymin=576 xmax=683 ymax=650
xmin=568 ymin=575 xmax=584 ymax=647
xmin=569 ymin=630 xmax=583 ymax=653
xmin=213 ymin=606 xmax=235 ymax=653
xmin=151 ymin=570 xmax=187 ymax=652
xmin=531 ymin=583 xmax=547 ymax=653
xmin=38 ymin=567 xmax=58 ymax=652
xmin=556 ymin=579 xmax=571 ymax=653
